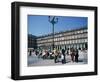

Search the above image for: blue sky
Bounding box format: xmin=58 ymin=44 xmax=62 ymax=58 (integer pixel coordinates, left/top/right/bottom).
xmin=28 ymin=15 xmax=88 ymax=36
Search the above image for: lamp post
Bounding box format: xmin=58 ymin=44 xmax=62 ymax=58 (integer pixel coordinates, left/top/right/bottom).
xmin=48 ymin=16 xmax=58 ymax=50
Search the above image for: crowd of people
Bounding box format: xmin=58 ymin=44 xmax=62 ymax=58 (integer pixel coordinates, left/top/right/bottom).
xmin=28 ymin=47 xmax=87 ymax=64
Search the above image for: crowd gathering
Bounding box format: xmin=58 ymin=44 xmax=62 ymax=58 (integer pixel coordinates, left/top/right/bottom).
xmin=28 ymin=47 xmax=87 ymax=64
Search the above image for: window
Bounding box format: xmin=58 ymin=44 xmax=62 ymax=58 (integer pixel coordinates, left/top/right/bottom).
xmin=85 ymin=39 xmax=88 ymax=42
xmin=67 ymin=41 xmax=69 ymax=44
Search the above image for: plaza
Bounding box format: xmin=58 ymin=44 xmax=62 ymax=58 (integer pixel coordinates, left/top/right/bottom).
xmin=28 ymin=15 xmax=88 ymax=67
xmin=28 ymin=50 xmax=87 ymax=66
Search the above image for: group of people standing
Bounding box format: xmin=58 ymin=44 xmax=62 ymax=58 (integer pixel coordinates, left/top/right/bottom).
xmin=28 ymin=47 xmax=87 ymax=64
xmin=53 ymin=48 xmax=79 ymax=64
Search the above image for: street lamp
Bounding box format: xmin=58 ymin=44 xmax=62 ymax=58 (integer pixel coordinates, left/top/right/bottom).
xmin=48 ymin=16 xmax=58 ymax=50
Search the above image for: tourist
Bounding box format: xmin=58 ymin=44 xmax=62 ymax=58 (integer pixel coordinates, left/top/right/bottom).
xmin=70 ymin=48 xmax=75 ymax=62
xmin=54 ymin=48 xmax=58 ymax=63
xmin=61 ymin=49 xmax=66 ymax=64
xmin=75 ymin=48 xmax=79 ymax=62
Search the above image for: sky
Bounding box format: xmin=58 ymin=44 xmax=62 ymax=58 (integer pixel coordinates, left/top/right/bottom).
xmin=28 ymin=15 xmax=88 ymax=36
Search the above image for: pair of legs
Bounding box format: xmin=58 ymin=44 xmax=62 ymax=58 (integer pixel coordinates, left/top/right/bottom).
xmin=71 ymin=54 xmax=75 ymax=62
xmin=54 ymin=55 xmax=58 ymax=63
xmin=75 ymin=55 xmax=78 ymax=62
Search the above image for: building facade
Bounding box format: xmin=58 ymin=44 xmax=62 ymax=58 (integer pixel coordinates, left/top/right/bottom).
xmin=28 ymin=34 xmax=37 ymax=49
xmin=28 ymin=27 xmax=88 ymax=51
xmin=36 ymin=27 xmax=88 ymax=51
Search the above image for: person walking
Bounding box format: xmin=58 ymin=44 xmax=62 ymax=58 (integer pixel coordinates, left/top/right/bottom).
xmin=75 ymin=48 xmax=79 ymax=62
xmin=70 ymin=48 xmax=75 ymax=62
xmin=61 ymin=49 xmax=66 ymax=64
xmin=54 ymin=48 xmax=58 ymax=63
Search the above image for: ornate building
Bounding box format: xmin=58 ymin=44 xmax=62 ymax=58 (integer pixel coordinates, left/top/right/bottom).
xmin=28 ymin=27 xmax=88 ymax=51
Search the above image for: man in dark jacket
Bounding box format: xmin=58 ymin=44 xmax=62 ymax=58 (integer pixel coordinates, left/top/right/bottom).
xmin=75 ymin=48 xmax=79 ymax=62
xmin=61 ymin=49 xmax=66 ymax=64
